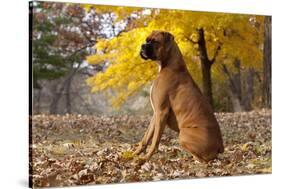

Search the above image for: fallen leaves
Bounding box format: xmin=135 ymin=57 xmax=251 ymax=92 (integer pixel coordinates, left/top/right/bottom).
xmin=121 ymin=151 xmax=134 ymax=160
xmin=30 ymin=109 xmax=272 ymax=187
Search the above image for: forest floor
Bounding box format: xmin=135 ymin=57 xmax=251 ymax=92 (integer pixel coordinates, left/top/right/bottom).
xmin=30 ymin=109 xmax=271 ymax=187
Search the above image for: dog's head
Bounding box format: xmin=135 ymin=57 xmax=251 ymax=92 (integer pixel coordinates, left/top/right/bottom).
xmin=140 ymin=30 xmax=174 ymax=61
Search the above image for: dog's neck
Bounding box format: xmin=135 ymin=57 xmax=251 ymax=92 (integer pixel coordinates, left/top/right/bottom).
xmin=157 ymin=42 xmax=187 ymax=72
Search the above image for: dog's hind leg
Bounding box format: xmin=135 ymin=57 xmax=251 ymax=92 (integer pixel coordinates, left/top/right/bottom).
xmin=133 ymin=115 xmax=155 ymax=155
xmin=179 ymin=128 xmax=212 ymax=163
xmin=167 ymin=109 xmax=179 ymax=132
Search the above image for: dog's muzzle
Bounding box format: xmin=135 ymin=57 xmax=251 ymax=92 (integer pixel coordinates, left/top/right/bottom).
xmin=140 ymin=42 xmax=155 ymax=60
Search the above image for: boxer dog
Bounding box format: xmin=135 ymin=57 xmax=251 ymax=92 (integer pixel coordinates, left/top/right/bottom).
xmin=134 ymin=30 xmax=224 ymax=163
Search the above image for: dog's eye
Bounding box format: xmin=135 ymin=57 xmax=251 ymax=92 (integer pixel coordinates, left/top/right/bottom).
xmin=152 ymin=40 xmax=160 ymax=44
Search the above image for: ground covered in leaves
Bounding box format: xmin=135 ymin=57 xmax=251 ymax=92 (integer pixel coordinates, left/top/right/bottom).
xmin=30 ymin=109 xmax=271 ymax=187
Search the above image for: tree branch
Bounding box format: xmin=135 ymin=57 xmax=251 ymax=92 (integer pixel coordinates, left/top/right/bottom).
xmin=222 ymin=64 xmax=238 ymax=93
xmin=66 ymin=41 xmax=96 ymax=61
xmin=210 ymin=42 xmax=222 ymax=64
xmin=187 ymin=37 xmax=198 ymax=45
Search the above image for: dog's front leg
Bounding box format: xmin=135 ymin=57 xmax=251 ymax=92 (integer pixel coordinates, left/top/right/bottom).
xmin=133 ymin=115 xmax=155 ymax=155
xmin=142 ymin=110 xmax=168 ymax=160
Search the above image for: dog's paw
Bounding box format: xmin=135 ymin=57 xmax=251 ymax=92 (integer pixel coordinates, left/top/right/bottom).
xmin=132 ymin=156 xmax=147 ymax=166
xmin=132 ymin=149 xmax=141 ymax=156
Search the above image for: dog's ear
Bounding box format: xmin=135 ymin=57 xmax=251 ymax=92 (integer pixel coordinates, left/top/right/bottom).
xmin=162 ymin=32 xmax=174 ymax=44
xmin=162 ymin=32 xmax=174 ymax=52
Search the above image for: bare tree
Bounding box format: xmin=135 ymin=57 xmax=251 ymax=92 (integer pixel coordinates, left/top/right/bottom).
xmin=222 ymin=59 xmax=256 ymax=112
xmin=263 ymin=16 xmax=272 ymax=108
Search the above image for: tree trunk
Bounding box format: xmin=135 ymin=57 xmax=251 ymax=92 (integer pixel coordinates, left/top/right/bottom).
xmin=201 ymin=61 xmax=213 ymax=106
xmin=222 ymin=59 xmax=256 ymax=112
xmin=228 ymin=91 xmax=244 ymax=112
xmin=49 ymin=63 xmax=81 ymax=114
xmin=49 ymin=82 xmax=65 ymax=114
xmin=222 ymin=60 xmax=245 ymax=112
xmin=65 ymin=76 xmax=74 ymax=114
xmin=197 ymin=28 xmax=214 ymax=107
xmin=49 ymin=72 xmax=73 ymax=114
xmin=263 ymin=16 xmax=272 ymax=108
xmin=243 ymin=68 xmax=255 ymax=111
xmin=35 ymin=88 xmax=41 ymax=114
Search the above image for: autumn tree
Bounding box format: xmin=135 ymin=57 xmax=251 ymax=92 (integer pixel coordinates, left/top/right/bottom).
xmin=86 ymin=6 xmax=264 ymax=110
xmin=32 ymin=2 xmax=104 ymax=114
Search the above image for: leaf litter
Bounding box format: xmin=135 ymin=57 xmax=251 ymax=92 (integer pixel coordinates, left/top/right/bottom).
xmin=30 ymin=109 xmax=271 ymax=187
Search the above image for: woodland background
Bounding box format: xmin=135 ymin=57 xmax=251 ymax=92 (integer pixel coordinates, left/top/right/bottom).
xmin=30 ymin=2 xmax=272 ymax=187
xmin=32 ymin=2 xmax=271 ymax=115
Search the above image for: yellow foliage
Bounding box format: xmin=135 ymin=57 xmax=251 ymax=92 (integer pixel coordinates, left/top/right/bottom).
xmin=86 ymin=6 xmax=264 ymax=108
xmin=82 ymin=4 xmax=92 ymax=12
